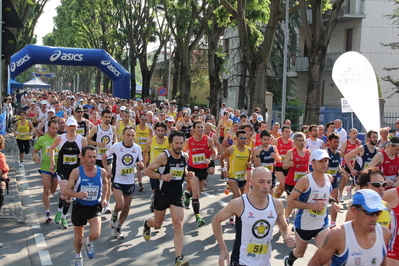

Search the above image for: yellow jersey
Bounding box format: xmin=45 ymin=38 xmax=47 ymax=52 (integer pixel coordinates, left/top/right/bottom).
xmin=16 ymin=120 xmax=31 ymax=140
xmin=117 ymin=121 xmax=133 ymax=141
xmin=149 ymin=136 xmax=169 ymax=163
xmin=228 ymin=145 xmax=251 ymax=180
xmin=135 ymin=125 xmax=151 ymax=150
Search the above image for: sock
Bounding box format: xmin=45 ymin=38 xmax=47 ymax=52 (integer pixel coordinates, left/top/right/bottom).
xmin=139 ymin=182 xmax=143 ymax=187
xmin=330 ymin=222 xmax=336 ymax=227
xmin=112 ymin=212 xmax=118 ymax=223
xmin=58 ymin=196 xmax=65 ymax=210
xmin=86 ymin=237 xmax=92 ymax=244
xmin=45 ymin=210 xmax=50 ymax=214
xmin=63 ymin=201 xmax=70 ymax=215
xmin=61 ymin=214 xmax=66 ymax=219
xmin=175 ymin=255 xmax=183 ymax=262
xmin=144 ymin=221 xmax=150 ymax=230
xmin=287 ymin=250 xmax=297 ymax=265
xmin=192 ymin=199 xmax=200 ymax=216
xmin=116 ymin=223 xmax=122 ymax=230
xmin=76 ymin=253 xmax=82 ymax=259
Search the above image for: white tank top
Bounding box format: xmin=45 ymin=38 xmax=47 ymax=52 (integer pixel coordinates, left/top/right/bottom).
xmin=231 ymin=194 xmax=277 ymax=266
xmin=94 ymin=124 xmax=114 ymax=160
xmin=332 ymin=221 xmax=386 ymax=266
xmin=294 ymin=173 xmax=331 ymax=230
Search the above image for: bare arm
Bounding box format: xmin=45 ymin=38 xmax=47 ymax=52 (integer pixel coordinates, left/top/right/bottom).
xmin=282 ymin=150 xmax=294 ymax=169
xmin=344 ymin=146 xmax=364 ymax=175
xmin=274 ymin=198 xmax=295 ymax=248
xmin=49 ymin=136 xmax=62 ymax=173
xmin=143 ymin=138 xmax=152 ymax=166
xmin=308 ymin=229 xmax=344 ymax=266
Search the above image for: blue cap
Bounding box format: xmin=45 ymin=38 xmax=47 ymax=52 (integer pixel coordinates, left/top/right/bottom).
xmin=352 ymin=189 xmax=387 ymax=212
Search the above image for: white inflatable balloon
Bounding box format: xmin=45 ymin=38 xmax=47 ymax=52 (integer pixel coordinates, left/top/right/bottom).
xmin=332 ymin=51 xmax=380 ymax=133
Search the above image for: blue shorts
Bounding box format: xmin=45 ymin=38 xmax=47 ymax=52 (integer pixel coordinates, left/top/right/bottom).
xmin=38 ymin=169 xmax=57 ymax=178
xmin=228 ymin=178 xmax=247 ymax=189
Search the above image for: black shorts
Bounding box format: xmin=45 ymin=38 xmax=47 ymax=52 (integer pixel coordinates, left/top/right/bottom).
xmin=208 ymin=160 xmax=215 ymax=168
xmin=294 ymin=226 xmax=328 ymax=242
xmin=219 ymin=136 xmax=224 ymax=144
xmin=188 ymin=166 xmax=208 ymax=181
xmin=275 ymin=166 xmax=289 ymax=176
xmin=153 ymin=190 xmax=183 ymax=211
xmin=112 ymin=183 xmax=135 ymax=195
xmin=228 ymin=178 xmax=247 ymax=189
xmin=71 ymin=201 xmax=102 ymax=226
xmin=16 ymin=139 xmax=30 ymax=154
xmin=57 ymin=172 xmax=69 ymax=181
xmin=284 ymin=183 xmax=295 ymax=195
xmin=96 ymin=158 xmax=113 ymax=168
xmin=344 ymin=165 xmax=351 ymax=174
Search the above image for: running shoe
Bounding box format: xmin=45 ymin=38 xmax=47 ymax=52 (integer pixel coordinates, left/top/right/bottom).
xmin=75 ymin=257 xmax=83 ymax=266
xmin=83 ymin=238 xmax=95 ymax=259
xmin=19 ymin=162 xmax=24 ymax=167
xmin=45 ymin=212 xmax=52 ymax=223
xmin=102 ymin=205 xmax=111 ymax=215
xmin=143 ymin=220 xmax=151 ymax=241
xmin=150 ymin=194 xmax=154 ymax=213
xmin=346 ymin=187 xmax=352 ymax=199
xmin=229 ymin=216 xmax=235 ymax=226
xmin=54 ymin=211 xmax=62 ymax=224
xmin=60 ymin=218 xmax=68 ymax=229
xmin=175 ymin=255 xmax=189 ymax=266
xmin=113 ymin=228 xmax=125 ymax=240
xmin=196 ymin=217 xmax=206 ymax=228
xmin=139 ymin=185 xmax=145 ymax=192
xmin=284 ymin=255 xmax=293 ymax=266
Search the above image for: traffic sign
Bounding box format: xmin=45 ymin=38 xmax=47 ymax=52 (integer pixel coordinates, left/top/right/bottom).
xmin=158 ymin=96 xmax=166 ymax=100
xmin=67 ymin=82 xmax=71 ymax=87
xmin=158 ymin=87 xmax=167 ymax=96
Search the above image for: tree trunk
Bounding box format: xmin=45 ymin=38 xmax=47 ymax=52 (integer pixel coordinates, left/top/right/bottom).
xmin=304 ymin=49 xmax=326 ymax=124
xmin=238 ymin=62 xmax=247 ymax=109
xmin=208 ymin=33 xmax=223 ymax=117
xmin=95 ymin=69 xmax=102 ymax=95
xmin=179 ymin=45 xmax=191 ymax=106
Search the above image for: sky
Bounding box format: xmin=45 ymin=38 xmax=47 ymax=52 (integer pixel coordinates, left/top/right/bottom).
xmin=33 ymin=0 xmax=61 ymax=45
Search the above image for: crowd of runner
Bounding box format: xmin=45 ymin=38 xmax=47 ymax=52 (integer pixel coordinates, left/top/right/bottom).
xmin=2 ymin=88 xmax=399 ymax=266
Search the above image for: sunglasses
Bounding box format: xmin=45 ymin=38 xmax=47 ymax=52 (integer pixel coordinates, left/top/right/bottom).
xmin=368 ymin=181 xmax=387 ymax=188
xmin=355 ymin=207 xmax=382 ymax=217
xmin=76 ymin=111 xmax=83 ymax=113
xmin=239 ymin=137 xmax=247 ymax=140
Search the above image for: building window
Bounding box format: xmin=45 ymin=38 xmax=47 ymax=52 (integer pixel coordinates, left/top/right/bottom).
xmin=345 ymin=28 xmax=353 ymax=52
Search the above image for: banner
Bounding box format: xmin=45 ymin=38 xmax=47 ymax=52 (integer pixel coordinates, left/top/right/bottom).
xmin=332 ymin=52 xmax=380 ymax=133
xmin=340 ymin=98 xmax=353 ymax=113
xmin=0 ymin=112 xmax=7 ymax=136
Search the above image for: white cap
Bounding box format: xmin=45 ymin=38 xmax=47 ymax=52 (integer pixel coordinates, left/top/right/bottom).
xmin=47 ymin=109 xmax=55 ymax=114
xmin=310 ymin=149 xmax=330 ymax=161
xmin=41 ymin=100 xmax=48 ymax=105
xmin=352 ymin=189 xmax=387 ymax=212
xmin=120 ymin=106 xmax=126 ymax=111
xmin=166 ymin=116 xmax=175 ymax=122
xmin=66 ymin=116 xmax=78 ymax=126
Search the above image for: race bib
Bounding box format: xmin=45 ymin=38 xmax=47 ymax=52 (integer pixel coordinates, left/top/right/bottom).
xmin=18 ymin=132 xmax=28 ymax=139
xmin=63 ymin=154 xmax=77 ymax=165
xmin=234 ymin=170 xmax=246 ymax=181
xmin=192 ymin=153 xmax=205 ymax=165
xmin=310 ymin=206 xmax=326 ymax=216
xmin=76 ymin=128 xmax=85 ymax=135
xmin=81 ymin=186 xmax=99 ymax=201
xmin=364 ymin=162 xmax=370 ymax=169
xmin=45 ymin=146 xmax=59 ymax=156
xmin=261 ymin=163 xmax=274 ymax=171
xmin=246 ymin=240 xmax=268 ymax=256
xmin=294 ymin=172 xmax=306 ymax=182
xmin=326 ymin=167 xmax=338 ymax=176
xmin=138 ymin=137 xmax=147 ymax=145
xmin=280 ymin=155 xmax=286 ymax=161
xmin=120 ymin=167 xmax=134 ymax=176
xmin=170 ymin=167 xmax=184 ymax=180
xmin=98 ymin=148 xmax=108 ymax=156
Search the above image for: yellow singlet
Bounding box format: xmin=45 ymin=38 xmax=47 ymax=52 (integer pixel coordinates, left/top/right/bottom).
xmin=149 ymin=136 xmax=169 ymax=163
xmin=117 ymin=121 xmax=133 ymax=141
xmin=378 ymin=201 xmax=390 ymax=228
xmin=16 ymin=120 xmax=31 ymax=140
xmin=224 ymin=120 xmax=232 ymax=136
xmin=228 ymin=145 xmax=250 ymax=180
xmin=135 ymin=125 xmax=151 ymax=150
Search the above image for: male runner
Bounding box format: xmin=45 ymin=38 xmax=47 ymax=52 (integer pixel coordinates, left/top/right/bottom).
xmin=284 ymin=149 xmax=340 ymax=265
xmin=103 ymin=126 xmax=144 ymax=239
xmin=219 ymin=130 xmax=252 ymax=225
xmin=32 ymin=120 xmax=59 ymax=223
xmin=213 ymin=167 xmax=295 ymax=266
xmin=87 ymin=109 xmax=117 ymax=214
xmin=49 ymin=116 xmax=87 ymax=229
xmin=74 ymin=107 xmax=90 ymax=137
xmin=143 ymin=131 xmax=193 ymax=266
xmin=183 ymin=121 xmax=217 ymax=228
xmin=271 ymin=125 xmax=293 ymax=198
xmin=65 ymin=145 xmax=108 ymax=266
xmin=143 ymin=122 xmax=169 ymax=212
xmin=309 ymin=189 xmax=390 ymax=266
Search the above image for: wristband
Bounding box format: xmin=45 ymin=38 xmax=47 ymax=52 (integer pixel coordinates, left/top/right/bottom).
xmin=329 ymin=198 xmax=337 ymax=204
xmin=159 ymin=173 xmax=162 ymax=180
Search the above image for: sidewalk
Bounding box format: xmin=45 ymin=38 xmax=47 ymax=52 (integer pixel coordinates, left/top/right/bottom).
xmin=0 ymin=133 xmax=24 ymax=223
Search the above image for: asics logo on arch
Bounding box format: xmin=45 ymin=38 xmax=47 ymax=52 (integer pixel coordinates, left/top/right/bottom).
xmin=50 ymin=50 xmax=84 ymax=62
xmin=101 ymin=60 xmax=121 ymax=77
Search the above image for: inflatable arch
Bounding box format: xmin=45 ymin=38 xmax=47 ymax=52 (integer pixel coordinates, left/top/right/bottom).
xmin=9 ymin=44 xmax=131 ymax=99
